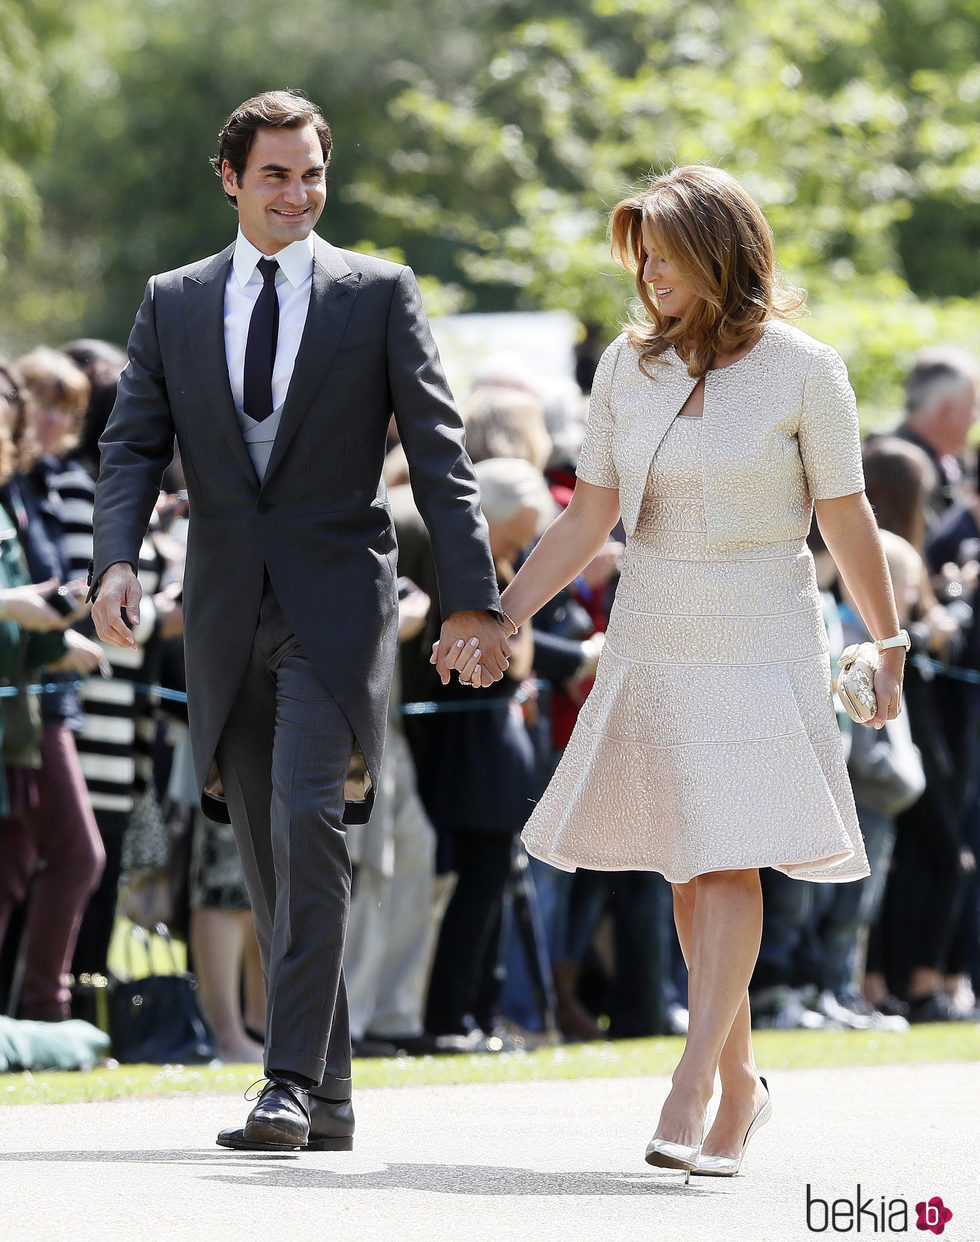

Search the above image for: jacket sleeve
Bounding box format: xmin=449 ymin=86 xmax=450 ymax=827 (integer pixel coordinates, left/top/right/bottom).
xmin=386 ymin=266 xmax=500 ymax=618
xmin=25 ymin=630 xmax=68 ymax=668
xmin=89 ymin=277 xmax=177 ymax=599
xmin=798 ymin=344 xmax=865 ymax=501
xmin=575 ymin=338 xmax=622 ymax=490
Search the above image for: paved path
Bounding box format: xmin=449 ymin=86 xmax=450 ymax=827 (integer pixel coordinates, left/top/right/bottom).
xmin=1 ymin=1062 xmax=977 ymax=1242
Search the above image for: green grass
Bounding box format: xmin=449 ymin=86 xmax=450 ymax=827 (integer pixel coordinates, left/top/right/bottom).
xmin=2 ymin=1023 xmax=976 ymax=1107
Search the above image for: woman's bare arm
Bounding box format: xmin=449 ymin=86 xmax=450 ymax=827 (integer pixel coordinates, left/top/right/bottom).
xmin=814 ymin=491 xmax=906 ymax=728
xmin=500 ymin=480 xmax=622 ymax=628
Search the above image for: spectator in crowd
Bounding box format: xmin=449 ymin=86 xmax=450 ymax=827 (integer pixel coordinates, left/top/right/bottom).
xmin=56 ymin=343 xmax=184 ymax=987
xmin=815 ymin=530 xmax=926 ymax=1029
xmin=414 ymin=458 xmax=551 ymax=1048
xmin=161 ymin=729 xmax=266 ymax=1064
xmin=60 ymin=340 xmax=129 ymax=478
xmin=343 ymin=570 xmax=439 ymax=1056
xmin=459 ymin=368 xmax=664 ymax=1043
xmin=924 ymin=488 xmax=980 ymax=1010
xmin=461 ymin=386 xmax=552 ymax=472
xmin=862 ymin=432 xmax=976 ymax=1022
xmin=892 ymin=346 xmax=979 ymax=525
xmin=0 ymin=358 xmax=101 ymax=1022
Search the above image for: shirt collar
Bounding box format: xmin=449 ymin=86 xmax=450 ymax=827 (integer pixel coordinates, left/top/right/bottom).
xmin=232 ymin=229 xmax=316 ymax=290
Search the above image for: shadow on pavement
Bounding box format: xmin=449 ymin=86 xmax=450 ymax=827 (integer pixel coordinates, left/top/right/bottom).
xmin=0 ymin=1150 xmax=710 ymax=1196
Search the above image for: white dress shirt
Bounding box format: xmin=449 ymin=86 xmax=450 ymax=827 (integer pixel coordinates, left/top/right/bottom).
xmin=224 ymin=228 xmax=315 ymax=480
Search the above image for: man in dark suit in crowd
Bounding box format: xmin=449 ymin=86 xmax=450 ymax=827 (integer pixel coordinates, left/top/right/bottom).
xmin=90 ymin=90 xmax=510 ymax=1151
xmin=894 ymin=345 xmax=980 ymax=525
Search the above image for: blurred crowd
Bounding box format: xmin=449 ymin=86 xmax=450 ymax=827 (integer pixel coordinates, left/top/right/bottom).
xmin=0 ymin=333 xmax=978 ymax=1066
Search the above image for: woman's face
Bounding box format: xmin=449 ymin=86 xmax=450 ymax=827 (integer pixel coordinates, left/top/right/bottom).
xmin=640 ymin=220 xmax=697 ymax=320
xmin=31 ymin=398 xmax=74 ymax=456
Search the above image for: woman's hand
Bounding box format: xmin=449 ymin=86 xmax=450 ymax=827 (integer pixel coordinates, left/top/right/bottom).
xmin=46 ymin=628 xmax=105 ymax=676
xmin=0 ymin=580 xmax=67 ymax=631
xmin=869 ymin=649 xmax=905 ymax=730
xmin=432 ymin=611 xmax=512 ymax=687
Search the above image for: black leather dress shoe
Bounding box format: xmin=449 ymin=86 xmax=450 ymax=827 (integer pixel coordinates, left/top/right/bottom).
xmin=304 ymin=1096 xmax=355 ymax=1151
xmin=217 ymin=1093 xmax=354 ymax=1152
xmin=215 ymin=1078 xmax=309 ymax=1150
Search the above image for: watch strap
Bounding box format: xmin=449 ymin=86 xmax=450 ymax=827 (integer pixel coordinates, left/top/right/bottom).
xmin=874 ymin=629 xmax=911 ymax=653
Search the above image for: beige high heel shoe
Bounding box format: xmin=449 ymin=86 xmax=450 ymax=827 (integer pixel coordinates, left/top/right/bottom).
xmin=644 ymin=1135 xmax=702 ymax=1176
xmin=692 ymin=1076 xmax=771 ymax=1177
xmin=645 ymin=1112 xmax=707 ymax=1183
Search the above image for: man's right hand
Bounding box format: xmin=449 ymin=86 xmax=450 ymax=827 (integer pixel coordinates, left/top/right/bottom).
xmin=92 ymin=562 xmax=142 ymax=649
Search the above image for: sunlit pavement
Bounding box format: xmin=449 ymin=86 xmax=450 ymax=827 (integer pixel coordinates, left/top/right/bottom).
xmin=0 ymin=1063 xmax=976 ymax=1242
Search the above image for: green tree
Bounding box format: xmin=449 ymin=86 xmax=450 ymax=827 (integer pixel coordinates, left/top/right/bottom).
xmin=0 ymin=0 xmax=56 ymax=264
xmin=2 ymin=0 xmax=978 ymax=418
xmin=1 ymin=0 xmax=527 ymax=347
xmin=342 ymin=0 xmax=980 ymax=414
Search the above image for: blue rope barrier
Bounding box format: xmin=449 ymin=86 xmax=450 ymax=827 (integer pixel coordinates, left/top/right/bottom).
xmin=912 ymin=653 xmax=980 ymax=686
xmin=7 ymin=660 xmax=980 ymax=705
xmin=0 ymin=678 xmax=540 ymax=714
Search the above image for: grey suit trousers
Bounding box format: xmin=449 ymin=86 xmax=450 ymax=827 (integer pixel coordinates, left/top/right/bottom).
xmin=215 ymin=576 xmax=354 ymax=1096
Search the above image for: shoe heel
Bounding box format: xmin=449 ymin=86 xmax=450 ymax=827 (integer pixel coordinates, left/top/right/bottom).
xmin=305 ymin=1135 xmax=354 ymax=1152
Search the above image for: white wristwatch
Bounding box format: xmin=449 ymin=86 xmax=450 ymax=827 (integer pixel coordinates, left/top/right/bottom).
xmin=874 ymin=630 xmax=911 ymax=653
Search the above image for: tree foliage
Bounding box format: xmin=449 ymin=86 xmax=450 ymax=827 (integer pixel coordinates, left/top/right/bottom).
xmin=0 ymin=0 xmax=977 ymax=419
xmin=0 ymin=0 xmax=56 ymax=259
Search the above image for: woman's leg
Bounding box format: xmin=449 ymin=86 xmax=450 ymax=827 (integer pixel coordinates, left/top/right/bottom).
xmin=190 ymin=907 xmax=264 ymax=1063
xmin=241 ymin=911 xmax=267 ymax=1036
xmin=654 ymin=869 xmax=764 ymax=1151
xmin=19 ymin=726 xmax=105 ymax=1020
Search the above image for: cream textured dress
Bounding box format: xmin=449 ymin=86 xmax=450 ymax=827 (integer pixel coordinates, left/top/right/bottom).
xmin=521 ymin=322 xmax=870 ymax=884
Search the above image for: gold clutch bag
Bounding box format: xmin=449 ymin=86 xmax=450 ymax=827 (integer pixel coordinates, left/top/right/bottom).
xmin=836 ymin=641 xmax=879 ymax=724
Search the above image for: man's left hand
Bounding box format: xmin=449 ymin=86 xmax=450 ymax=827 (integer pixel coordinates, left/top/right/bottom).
xmin=432 ymin=610 xmax=511 ymax=687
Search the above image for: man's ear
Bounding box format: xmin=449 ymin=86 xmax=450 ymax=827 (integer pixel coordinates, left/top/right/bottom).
xmin=220 ymin=159 xmax=239 ymax=202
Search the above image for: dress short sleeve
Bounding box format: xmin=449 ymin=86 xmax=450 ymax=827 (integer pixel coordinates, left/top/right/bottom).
xmin=575 ymin=338 xmax=623 ymax=490
xmin=798 ymin=344 xmax=865 ymax=500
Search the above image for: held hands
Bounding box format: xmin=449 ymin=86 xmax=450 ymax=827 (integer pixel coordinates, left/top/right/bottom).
xmin=91 ymin=562 xmax=142 ymax=650
xmin=431 ymin=609 xmax=512 ymax=688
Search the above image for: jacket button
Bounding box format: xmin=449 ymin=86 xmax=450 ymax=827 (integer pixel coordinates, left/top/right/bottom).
xmin=257 ymin=498 xmax=271 ymax=513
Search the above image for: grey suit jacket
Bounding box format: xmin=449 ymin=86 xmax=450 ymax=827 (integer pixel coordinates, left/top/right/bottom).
xmin=91 ymin=234 xmax=500 ymax=824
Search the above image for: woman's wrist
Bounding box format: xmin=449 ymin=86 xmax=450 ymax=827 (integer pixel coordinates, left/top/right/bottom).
xmin=880 ymin=646 xmax=907 ymax=674
xmin=501 ymin=609 xmax=520 ymax=637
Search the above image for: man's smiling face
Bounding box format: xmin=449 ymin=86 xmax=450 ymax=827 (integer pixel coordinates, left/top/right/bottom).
xmin=222 ymin=123 xmax=326 ymax=255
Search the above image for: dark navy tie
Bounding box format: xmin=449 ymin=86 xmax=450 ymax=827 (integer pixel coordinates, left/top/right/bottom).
xmin=242 ymin=257 xmax=280 ymax=422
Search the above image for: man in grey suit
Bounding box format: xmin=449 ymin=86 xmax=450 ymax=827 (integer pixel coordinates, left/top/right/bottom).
xmin=90 ymin=90 xmax=511 ymax=1150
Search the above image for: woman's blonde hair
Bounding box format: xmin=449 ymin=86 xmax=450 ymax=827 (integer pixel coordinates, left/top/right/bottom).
xmin=15 ymin=346 xmax=91 ymax=460
xmin=610 ymin=165 xmax=806 ymax=378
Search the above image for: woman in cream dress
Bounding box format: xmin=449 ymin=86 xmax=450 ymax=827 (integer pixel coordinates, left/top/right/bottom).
xmin=475 ymin=167 xmax=906 ymax=1177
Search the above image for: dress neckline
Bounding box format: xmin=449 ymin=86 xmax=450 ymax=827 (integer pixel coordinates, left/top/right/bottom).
xmin=669 ymin=321 xmax=771 ymax=376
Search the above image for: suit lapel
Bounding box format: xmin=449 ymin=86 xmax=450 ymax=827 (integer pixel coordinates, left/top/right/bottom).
xmin=183 ymin=244 xmax=259 ymax=487
xmin=261 ymin=238 xmax=359 ymax=489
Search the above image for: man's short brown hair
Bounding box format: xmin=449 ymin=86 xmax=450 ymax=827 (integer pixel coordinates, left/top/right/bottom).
xmin=211 ymin=90 xmax=332 ymax=207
